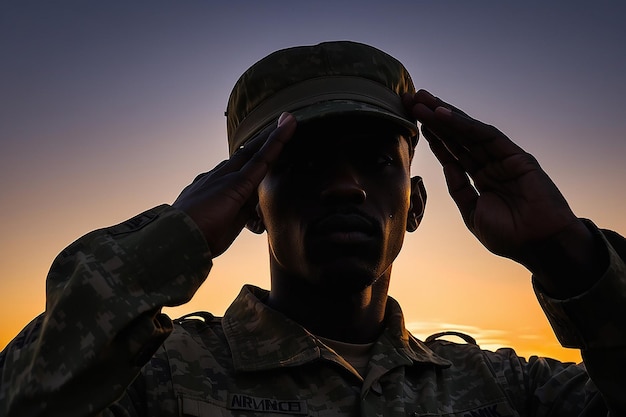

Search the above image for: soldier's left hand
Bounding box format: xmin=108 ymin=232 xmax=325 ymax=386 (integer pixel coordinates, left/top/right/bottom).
xmin=403 ymin=89 xmax=590 ymax=271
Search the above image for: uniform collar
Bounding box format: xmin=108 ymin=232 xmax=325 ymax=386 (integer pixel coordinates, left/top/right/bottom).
xmin=222 ymin=285 xmax=451 ymax=373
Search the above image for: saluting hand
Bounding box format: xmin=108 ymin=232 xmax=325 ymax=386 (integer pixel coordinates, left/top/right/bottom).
xmin=403 ymin=90 xmax=601 ymax=290
xmin=173 ymin=112 xmax=296 ymax=258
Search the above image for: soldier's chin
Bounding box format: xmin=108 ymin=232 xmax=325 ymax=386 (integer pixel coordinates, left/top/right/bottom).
xmin=332 ymin=276 xmax=379 ymax=295
xmin=305 ymin=243 xmax=383 ymax=292
xmin=313 ymin=263 xmax=380 ymax=295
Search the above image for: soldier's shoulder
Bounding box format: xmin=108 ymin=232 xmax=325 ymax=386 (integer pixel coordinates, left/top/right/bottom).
xmin=423 ymin=331 xmax=522 ymax=366
xmin=162 ymin=311 xmax=229 ymax=359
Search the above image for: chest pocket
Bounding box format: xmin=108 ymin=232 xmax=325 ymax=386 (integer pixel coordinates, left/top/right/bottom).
xmin=412 ymin=401 xmax=519 ymax=417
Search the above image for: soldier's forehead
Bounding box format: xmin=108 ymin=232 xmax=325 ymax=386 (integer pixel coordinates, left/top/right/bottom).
xmin=286 ymin=122 xmax=407 ymax=154
xmin=296 ymin=115 xmax=408 ymax=134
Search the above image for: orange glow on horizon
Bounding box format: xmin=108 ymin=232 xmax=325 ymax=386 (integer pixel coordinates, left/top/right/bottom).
xmin=0 ymin=220 xmax=583 ymax=364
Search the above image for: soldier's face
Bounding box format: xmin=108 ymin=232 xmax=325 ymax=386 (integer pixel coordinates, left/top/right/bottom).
xmin=257 ymin=116 xmax=414 ymax=293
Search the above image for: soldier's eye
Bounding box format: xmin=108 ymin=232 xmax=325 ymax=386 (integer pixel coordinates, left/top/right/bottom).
xmin=286 ymin=155 xmax=322 ymax=174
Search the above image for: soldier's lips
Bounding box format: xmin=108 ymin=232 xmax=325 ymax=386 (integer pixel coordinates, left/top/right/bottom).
xmin=308 ymin=213 xmax=379 ymax=245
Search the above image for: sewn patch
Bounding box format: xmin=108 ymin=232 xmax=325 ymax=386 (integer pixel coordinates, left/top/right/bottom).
xmin=228 ymin=394 xmax=308 ymax=415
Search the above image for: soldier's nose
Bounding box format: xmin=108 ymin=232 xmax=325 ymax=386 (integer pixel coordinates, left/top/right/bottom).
xmin=320 ymin=168 xmax=366 ymax=204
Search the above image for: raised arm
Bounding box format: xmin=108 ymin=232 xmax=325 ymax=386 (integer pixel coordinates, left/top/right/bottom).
xmin=0 ymin=114 xmax=296 ymax=417
xmin=404 ymin=90 xmax=626 ymax=414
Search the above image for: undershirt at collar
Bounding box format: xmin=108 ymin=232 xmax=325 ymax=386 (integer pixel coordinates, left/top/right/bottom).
xmin=316 ymin=336 xmax=375 ymax=377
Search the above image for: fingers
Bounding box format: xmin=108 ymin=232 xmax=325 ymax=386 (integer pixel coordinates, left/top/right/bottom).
xmin=221 ymin=112 xmax=296 ymax=174
xmin=175 ymin=112 xmax=296 ymax=209
xmin=238 ymin=112 xmax=296 ymax=185
xmin=434 ymin=107 xmax=523 ymax=161
xmin=422 ymin=125 xmax=481 ymax=176
xmin=220 ymin=125 xmax=274 ymax=173
xmin=190 ymin=161 xmax=228 ymax=183
xmin=407 ymin=89 xmax=524 ymax=163
xmin=423 ymin=127 xmax=478 ymax=228
xmin=403 ymin=90 xmax=470 ymax=122
xmin=170 ymin=113 xmax=296 ymax=256
xmin=442 ymin=162 xmax=479 ymax=230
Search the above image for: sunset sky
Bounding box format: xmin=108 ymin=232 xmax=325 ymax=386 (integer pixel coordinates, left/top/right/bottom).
xmin=1 ymin=1 xmax=625 ymax=363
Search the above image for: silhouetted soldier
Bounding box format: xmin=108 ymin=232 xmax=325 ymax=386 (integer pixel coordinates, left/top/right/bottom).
xmin=2 ymin=41 xmax=624 ymax=416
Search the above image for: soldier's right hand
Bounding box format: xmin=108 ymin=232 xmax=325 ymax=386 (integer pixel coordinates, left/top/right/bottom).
xmin=173 ymin=112 xmax=296 ymax=257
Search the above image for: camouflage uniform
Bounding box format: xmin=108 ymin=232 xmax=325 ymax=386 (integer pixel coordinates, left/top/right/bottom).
xmin=1 ymin=205 xmax=625 ymax=416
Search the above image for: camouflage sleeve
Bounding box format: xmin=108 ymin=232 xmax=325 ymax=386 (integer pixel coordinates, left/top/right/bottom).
xmin=483 ymin=347 xmax=608 ymax=416
xmin=0 ymin=205 xmax=213 ymax=417
xmin=532 ymin=220 xmax=626 ymax=414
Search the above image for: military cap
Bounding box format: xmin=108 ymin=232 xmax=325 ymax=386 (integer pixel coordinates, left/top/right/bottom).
xmin=225 ymin=40 xmax=418 ymax=155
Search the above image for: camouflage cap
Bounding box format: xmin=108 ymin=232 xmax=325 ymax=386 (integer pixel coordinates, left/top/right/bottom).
xmin=225 ymin=41 xmax=418 ymax=155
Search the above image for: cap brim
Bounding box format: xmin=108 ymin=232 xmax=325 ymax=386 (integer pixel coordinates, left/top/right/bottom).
xmin=230 ymin=99 xmax=418 ymax=155
xmin=291 ymin=99 xmax=418 ymax=138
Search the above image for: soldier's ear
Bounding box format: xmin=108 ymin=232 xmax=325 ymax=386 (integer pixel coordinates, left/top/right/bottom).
xmin=245 ymin=204 xmax=266 ymax=234
xmin=406 ymin=176 xmax=426 ymax=232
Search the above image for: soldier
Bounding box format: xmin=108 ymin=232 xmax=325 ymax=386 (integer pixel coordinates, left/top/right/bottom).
xmin=1 ymin=41 xmax=625 ymax=416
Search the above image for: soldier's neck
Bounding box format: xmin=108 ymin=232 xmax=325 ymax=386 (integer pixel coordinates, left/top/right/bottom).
xmin=266 ymin=273 xmax=390 ymax=344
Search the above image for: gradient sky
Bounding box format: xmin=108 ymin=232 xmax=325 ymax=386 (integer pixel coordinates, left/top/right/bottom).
xmin=1 ymin=1 xmax=625 ymax=363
